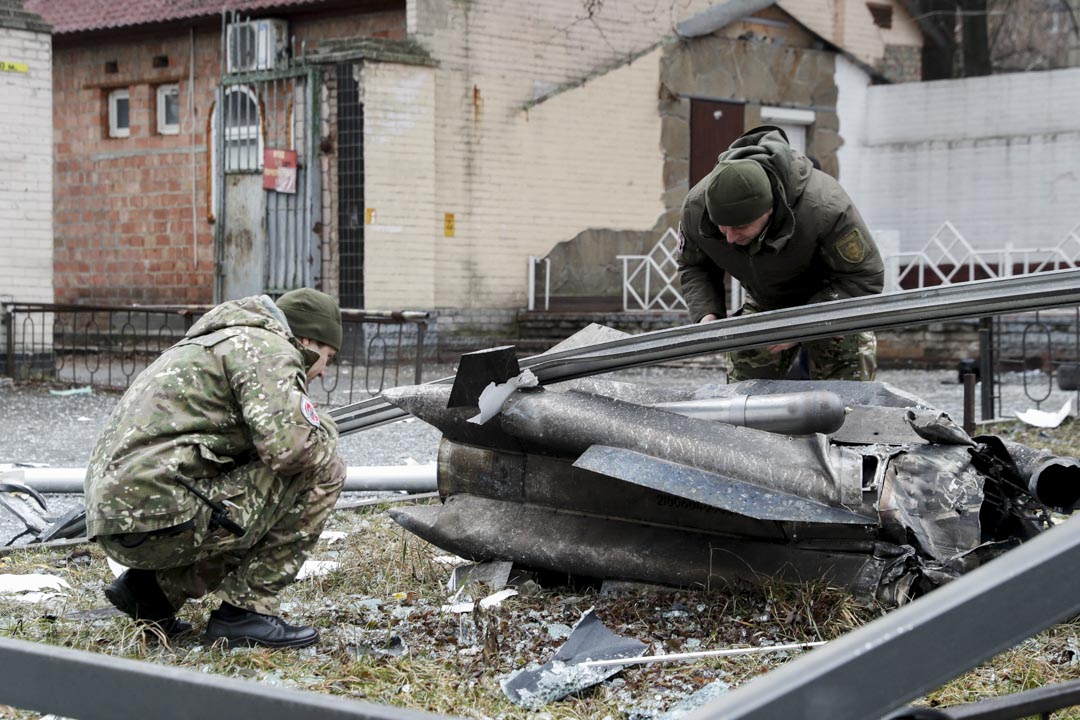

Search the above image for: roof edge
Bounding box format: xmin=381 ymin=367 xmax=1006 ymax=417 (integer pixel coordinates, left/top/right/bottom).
xmin=0 ymin=0 xmax=51 ymax=33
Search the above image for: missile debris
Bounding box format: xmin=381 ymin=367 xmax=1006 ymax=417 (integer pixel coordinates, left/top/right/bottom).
xmin=385 ymin=344 xmax=1080 ymax=605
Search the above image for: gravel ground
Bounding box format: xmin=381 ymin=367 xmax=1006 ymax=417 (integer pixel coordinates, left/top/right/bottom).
xmin=0 ymin=366 xmax=1076 ymax=545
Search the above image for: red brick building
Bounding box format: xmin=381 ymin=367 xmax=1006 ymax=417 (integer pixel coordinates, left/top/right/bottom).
xmin=28 ymin=0 xmax=405 ymax=305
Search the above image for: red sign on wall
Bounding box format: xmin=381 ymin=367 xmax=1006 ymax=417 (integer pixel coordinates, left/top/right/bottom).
xmin=263 ymin=148 xmax=297 ymax=194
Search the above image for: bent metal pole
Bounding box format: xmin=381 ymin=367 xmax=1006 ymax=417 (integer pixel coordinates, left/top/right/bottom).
xmin=331 ymin=268 xmax=1080 ymax=435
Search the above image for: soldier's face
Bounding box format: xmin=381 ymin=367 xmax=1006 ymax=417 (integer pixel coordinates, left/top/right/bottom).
xmin=300 ymin=339 xmax=337 ymax=382
xmin=718 ymin=208 xmax=772 ymax=246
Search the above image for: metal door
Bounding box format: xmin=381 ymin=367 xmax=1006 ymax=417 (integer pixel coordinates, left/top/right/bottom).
xmin=214 ymin=14 xmax=322 ymax=301
xmin=689 ymin=99 xmax=745 ymax=188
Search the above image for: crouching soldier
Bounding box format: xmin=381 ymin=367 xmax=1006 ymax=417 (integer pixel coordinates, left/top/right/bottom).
xmin=85 ymin=288 xmax=347 ymax=648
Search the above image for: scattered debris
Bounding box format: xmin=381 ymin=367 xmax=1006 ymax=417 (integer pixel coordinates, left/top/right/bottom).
xmin=0 ymin=573 xmax=71 ymax=603
xmin=578 ymin=640 xmax=826 ymax=668
xmin=48 ymin=386 xmax=92 ymax=396
xmin=447 ymin=560 xmax=513 ymax=592
xmin=441 ymin=588 xmax=518 ymax=614
xmin=295 ymin=560 xmax=340 ymax=580
xmin=657 ymin=679 xmax=731 ymax=719
xmin=501 ymin=608 xmax=648 ymax=708
xmin=1016 ymin=398 xmax=1074 ymax=429
xmin=468 ymin=369 xmax=539 ymax=425
xmin=319 ymin=530 xmax=347 ymax=545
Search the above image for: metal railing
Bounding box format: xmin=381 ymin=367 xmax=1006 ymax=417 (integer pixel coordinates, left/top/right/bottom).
xmin=895 ymin=221 xmax=1080 ymax=288
xmin=1 ymin=302 xmax=429 ymax=407
xmin=617 ymin=228 xmax=688 ymax=312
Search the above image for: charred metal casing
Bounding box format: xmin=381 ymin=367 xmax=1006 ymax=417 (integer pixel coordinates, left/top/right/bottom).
xmin=386 ymin=384 xmax=920 ymax=602
xmin=384 ymin=376 xmax=1078 ymax=605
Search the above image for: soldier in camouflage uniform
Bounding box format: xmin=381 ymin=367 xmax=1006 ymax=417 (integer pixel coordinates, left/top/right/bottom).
xmin=85 ymin=289 xmax=347 ymax=648
xmin=677 ymin=126 xmax=883 ymax=381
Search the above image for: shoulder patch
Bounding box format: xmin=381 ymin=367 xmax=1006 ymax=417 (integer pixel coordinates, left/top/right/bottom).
xmin=835 ymin=229 xmax=868 ymax=264
xmin=300 ymin=394 xmax=321 ymax=428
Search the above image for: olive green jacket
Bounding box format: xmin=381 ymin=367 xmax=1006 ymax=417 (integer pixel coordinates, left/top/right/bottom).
xmin=677 ymin=126 xmax=884 ymax=322
xmin=85 ymin=295 xmax=341 ymax=537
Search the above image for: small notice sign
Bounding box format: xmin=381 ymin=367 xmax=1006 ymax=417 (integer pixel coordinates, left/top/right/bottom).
xmin=0 ymin=61 xmax=29 ymax=73
xmin=444 ymin=213 xmax=455 ymax=238
xmin=263 ymin=148 xmax=297 ymax=194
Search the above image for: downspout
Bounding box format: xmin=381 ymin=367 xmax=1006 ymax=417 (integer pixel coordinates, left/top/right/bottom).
xmin=190 ymin=26 xmax=198 ymax=268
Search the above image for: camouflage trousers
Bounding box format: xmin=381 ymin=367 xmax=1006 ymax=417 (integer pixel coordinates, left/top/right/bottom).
xmin=98 ymin=457 xmax=346 ymax=615
xmin=728 ymin=299 xmax=878 ymax=382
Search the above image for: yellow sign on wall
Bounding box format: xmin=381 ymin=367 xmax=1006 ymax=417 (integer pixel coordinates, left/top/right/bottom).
xmin=365 ymin=208 xmax=376 ymax=224
xmin=0 ymin=61 xmax=29 ymax=74
xmin=444 ymin=213 xmax=455 ymax=238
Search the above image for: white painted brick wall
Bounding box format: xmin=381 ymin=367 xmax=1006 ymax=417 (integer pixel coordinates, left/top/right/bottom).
xmin=390 ymin=0 xmax=712 ymax=309
xmin=839 ymin=67 xmax=1080 ymax=254
xmin=0 ymin=27 xmax=53 ymax=305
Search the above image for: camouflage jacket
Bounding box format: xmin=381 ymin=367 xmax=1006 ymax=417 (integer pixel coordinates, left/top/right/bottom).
xmin=677 ymin=126 xmax=884 ymax=322
xmin=85 ymin=295 xmax=341 ymax=537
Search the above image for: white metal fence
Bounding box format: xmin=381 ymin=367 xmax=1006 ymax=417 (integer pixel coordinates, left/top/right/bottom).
xmin=524 ymin=223 xmax=1080 ymax=313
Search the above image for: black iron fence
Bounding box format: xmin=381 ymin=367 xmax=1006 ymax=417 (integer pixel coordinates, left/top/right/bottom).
xmin=1 ymin=302 xmax=429 ymax=407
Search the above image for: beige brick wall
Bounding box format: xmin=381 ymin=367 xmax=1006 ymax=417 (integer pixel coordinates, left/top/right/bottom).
xmin=361 ymin=61 xmax=438 ymax=308
xmin=0 ymin=26 xmax=53 ymax=304
xmin=391 ymin=0 xmax=714 ymax=310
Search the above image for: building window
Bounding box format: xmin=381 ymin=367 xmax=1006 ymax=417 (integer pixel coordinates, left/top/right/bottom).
xmin=108 ymin=88 xmax=130 ymax=138
xmin=867 ymin=2 xmax=893 ymax=29
xmin=157 ymin=84 xmax=180 ymax=135
xmin=223 ymin=85 xmax=262 ymax=172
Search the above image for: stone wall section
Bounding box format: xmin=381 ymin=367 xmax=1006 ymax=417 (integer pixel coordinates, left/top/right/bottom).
xmin=1 ymin=19 xmax=53 ymax=306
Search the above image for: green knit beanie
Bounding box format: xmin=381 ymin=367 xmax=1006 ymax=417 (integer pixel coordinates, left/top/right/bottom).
xmin=704 ymin=159 xmax=774 ymax=227
xmin=276 ymin=288 xmax=342 ymax=352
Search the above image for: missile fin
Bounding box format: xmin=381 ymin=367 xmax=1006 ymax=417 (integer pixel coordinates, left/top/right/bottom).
xmin=574 ymin=445 xmax=875 ymax=525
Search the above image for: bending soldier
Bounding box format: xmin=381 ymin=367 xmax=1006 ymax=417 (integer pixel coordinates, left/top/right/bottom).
xmin=677 ymin=126 xmax=884 ymax=381
xmin=85 ymin=288 xmax=347 ymax=648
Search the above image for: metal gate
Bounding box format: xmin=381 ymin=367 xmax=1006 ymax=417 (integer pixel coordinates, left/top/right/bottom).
xmin=214 ymin=12 xmax=323 ymax=301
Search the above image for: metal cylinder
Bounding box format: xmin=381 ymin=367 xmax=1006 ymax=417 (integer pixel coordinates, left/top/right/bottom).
xmin=499 ymin=389 xmax=865 ymax=508
xmin=3 ymin=465 xmax=438 ymax=494
xmin=651 ymin=391 xmax=847 ymax=435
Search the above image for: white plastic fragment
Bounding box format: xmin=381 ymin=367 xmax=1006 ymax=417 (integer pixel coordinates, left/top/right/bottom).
xmin=441 ymin=588 xmax=519 ymax=614
xmin=296 ymin=560 xmax=340 ymax=580
xmin=433 ymin=555 xmax=470 ymax=566
xmin=319 ymin=531 xmax=347 ymax=545
xmin=106 ymin=558 xmax=128 ymax=579
xmin=0 ymin=573 xmax=71 ymax=603
xmin=468 ymin=369 xmax=540 ymax=425
xmin=1016 ymin=398 xmax=1073 ymax=429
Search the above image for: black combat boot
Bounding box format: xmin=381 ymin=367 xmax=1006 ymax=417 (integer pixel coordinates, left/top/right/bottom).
xmin=104 ymin=569 xmax=193 ymax=637
xmin=205 ymin=602 xmax=319 ymax=649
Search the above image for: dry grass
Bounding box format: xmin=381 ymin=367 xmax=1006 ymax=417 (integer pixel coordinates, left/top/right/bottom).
xmin=0 ymin=420 xmax=1078 ymax=718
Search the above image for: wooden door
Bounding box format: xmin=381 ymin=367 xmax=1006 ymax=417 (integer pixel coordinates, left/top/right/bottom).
xmin=689 ymin=99 xmax=745 ymax=188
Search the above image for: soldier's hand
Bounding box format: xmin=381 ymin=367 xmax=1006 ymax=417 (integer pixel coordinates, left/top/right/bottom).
xmin=769 ymin=342 xmax=797 ymax=354
xmin=699 ymin=314 xmax=719 ymax=323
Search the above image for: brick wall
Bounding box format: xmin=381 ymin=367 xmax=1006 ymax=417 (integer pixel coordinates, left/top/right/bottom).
xmin=49 ymin=8 xmax=405 ymax=306
xmin=361 ymin=60 xmax=438 ymax=309
xmin=840 ymin=67 xmax=1080 ymax=254
xmin=1 ymin=24 xmax=53 ymax=305
xmin=402 ymin=0 xmax=717 ymax=311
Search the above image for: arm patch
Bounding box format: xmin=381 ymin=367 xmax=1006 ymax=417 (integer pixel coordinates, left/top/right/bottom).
xmin=835 ymin=228 xmax=868 ymax=264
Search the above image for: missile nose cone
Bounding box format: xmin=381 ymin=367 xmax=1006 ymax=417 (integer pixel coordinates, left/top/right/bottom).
xmin=387 ymin=504 xmax=442 ymax=537
xmin=383 ymin=384 xmax=455 ymax=422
